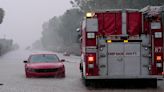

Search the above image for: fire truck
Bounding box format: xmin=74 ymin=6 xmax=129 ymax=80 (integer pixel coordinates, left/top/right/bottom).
xmin=79 ymin=6 xmax=164 ymax=87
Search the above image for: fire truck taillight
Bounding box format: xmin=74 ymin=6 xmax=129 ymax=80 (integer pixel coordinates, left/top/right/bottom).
xmin=88 ymin=64 xmax=94 ymax=68
xmin=155 ymin=32 xmax=162 ymax=38
xmin=87 ymin=33 xmax=95 ymax=39
xmin=162 ymin=72 xmax=164 ymax=75
xmin=156 ymin=63 xmax=162 ymax=68
xmin=156 ymin=56 xmax=162 ymax=61
xmin=88 ymin=56 xmax=95 ymax=64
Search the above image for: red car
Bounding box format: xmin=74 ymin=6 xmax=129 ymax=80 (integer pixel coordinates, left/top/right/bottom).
xmin=23 ymin=53 xmax=65 ymax=78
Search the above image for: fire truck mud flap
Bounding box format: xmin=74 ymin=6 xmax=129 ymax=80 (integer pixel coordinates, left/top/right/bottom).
xmin=83 ymin=78 xmax=158 ymax=88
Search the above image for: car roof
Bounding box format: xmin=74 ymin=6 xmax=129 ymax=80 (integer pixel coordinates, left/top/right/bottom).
xmin=30 ymin=52 xmax=57 ymax=56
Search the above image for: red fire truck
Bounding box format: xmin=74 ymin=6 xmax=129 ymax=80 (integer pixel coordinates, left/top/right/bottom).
xmin=79 ymin=6 xmax=164 ymax=87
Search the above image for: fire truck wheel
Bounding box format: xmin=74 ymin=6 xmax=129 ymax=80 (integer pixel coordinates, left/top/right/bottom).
xmin=83 ymin=79 xmax=91 ymax=87
xmin=147 ymin=80 xmax=157 ymax=88
xmin=140 ymin=79 xmax=157 ymax=88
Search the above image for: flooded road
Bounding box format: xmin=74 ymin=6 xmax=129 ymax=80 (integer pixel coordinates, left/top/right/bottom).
xmin=0 ymin=50 xmax=163 ymax=92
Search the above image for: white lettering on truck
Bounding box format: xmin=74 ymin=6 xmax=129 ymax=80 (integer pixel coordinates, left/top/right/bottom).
xmin=155 ymin=47 xmax=162 ymax=53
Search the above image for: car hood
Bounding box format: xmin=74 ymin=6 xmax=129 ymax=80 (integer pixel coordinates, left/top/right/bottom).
xmin=27 ymin=62 xmax=64 ymax=69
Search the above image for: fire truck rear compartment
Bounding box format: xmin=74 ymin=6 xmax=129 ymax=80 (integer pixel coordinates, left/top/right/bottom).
xmin=98 ymin=39 xmax=145 ymax=77
xmin=108 ymin=42 xmax=141 ymax=76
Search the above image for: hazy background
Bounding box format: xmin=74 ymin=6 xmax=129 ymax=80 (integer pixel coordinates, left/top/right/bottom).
xmin=0 ymin=0 xmax=71 ymax=49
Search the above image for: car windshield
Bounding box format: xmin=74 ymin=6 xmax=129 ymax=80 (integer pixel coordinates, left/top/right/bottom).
xmin=29 ymin=54 xmax=59 ymax=63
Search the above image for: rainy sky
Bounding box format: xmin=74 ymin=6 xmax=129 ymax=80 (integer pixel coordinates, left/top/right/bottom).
xmin=0 ymin=0 xmax=72 ymax=48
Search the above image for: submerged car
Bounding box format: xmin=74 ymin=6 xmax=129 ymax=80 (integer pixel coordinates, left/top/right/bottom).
xmin=23 ymin=53 xmax=65 ymax=78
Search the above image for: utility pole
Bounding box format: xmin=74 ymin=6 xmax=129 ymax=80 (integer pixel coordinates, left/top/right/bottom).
xmin=122 ymin=0 xmax=125 ymax=9
xmin=0 ymin=8 xmax=4 ymax=86
xmin=148 ymin=0 xmax=151 ymax=5
xmin=122 ymin=0 xmax=126 ymax=11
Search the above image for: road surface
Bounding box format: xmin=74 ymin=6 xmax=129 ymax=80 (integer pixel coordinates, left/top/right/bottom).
xmin=0 ymin=49 xmax=164 ymax=92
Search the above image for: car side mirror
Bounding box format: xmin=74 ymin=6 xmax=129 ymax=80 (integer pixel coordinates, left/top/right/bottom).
xmin=24 ymin=60 xmax=28 ymax=63
xmin=61 ymin=59 xmax=65 ymax=62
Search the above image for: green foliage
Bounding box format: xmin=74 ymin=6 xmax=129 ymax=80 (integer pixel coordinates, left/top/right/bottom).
xmin=0 ymin=8 xmax=4 ymax=24
xmin=71 ymin=0 xmax=164 ymax=12
xmin=41 ymin=8 xmax=83 ymax=54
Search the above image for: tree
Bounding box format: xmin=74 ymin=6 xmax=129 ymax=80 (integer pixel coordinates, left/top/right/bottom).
xmin=41 ymin=8 xmax=83 ymax=54
xmin=70 ymin=0 xmax=164 ymax=12
xmin=0 ymin=8 xmax=4 ymax=24
xmin=41 ymin=16 xmax=62 ymax=50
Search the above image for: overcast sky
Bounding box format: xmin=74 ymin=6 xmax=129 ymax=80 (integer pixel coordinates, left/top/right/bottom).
xmin=0 ymin=0 xmax=72 ymax=48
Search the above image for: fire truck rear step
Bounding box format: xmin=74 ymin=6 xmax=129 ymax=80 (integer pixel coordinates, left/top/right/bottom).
xmin=83 ymin=78 xmax=157 ymax=88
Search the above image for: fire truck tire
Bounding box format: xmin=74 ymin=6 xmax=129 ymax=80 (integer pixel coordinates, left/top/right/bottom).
xmin=147 ymin=79 xmax=157 ymax=88
xmin=83 ymin=79 xmax=91 ymax=87
xmin=79 ymin=63 xmax=83 ymax=72
xmin=80 ymin=63 xmax=84 ymax=78
xmin=140 ymin=79 xmax=157 ymax=88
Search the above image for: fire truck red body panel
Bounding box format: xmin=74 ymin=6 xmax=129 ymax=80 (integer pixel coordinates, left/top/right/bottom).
xmin=96 ymin=12 xmax=122 ymax=35
xmin=127 ymin=12 xmax=142 ymax=35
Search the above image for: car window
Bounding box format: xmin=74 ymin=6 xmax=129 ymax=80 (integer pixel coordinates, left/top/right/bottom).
xmin=29 ymin=54 xmax=59 ymax=63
